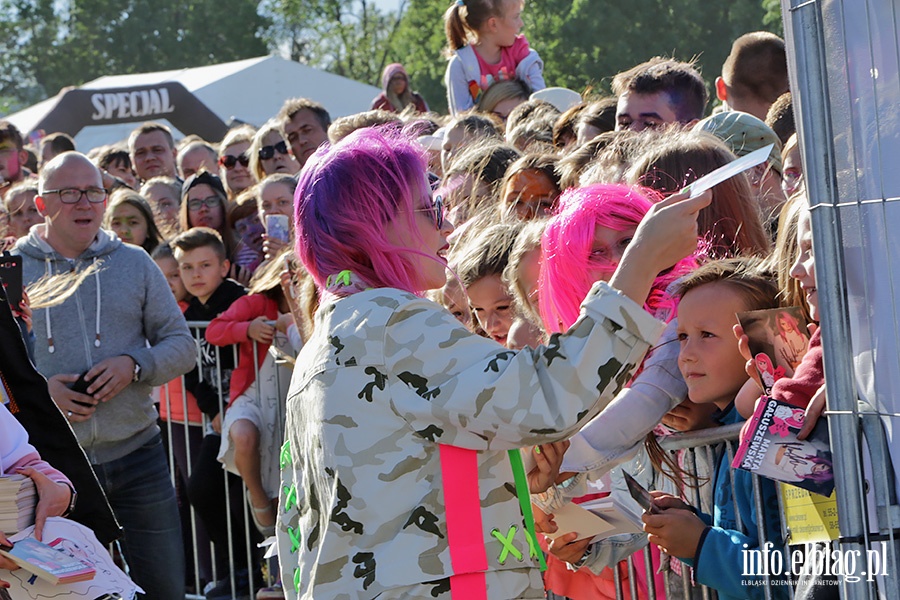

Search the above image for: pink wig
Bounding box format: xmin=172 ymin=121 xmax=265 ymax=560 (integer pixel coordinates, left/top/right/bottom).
xmin=755 ymin=353 xmax=775 ymax=374
xmin=539 ymin=183 xmax=696 ymax=333
xmin=776 ymin=310 xmax=800 ymax=339
xmin=293 ymin=127 xmax=434 ymax=295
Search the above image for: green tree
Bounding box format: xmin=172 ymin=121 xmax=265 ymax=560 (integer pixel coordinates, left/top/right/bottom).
xmin=0 ymin=0 xmax=269 ymax=110
xmin=762 ymin=0 xmax=785 ymax=35
xmin=391 ymin=0 xmax=782 ymax=114
xmin=390 ymin=0 xmax=448 ymax=112
xmin=260 ymin=0 xmax=407 ymax=87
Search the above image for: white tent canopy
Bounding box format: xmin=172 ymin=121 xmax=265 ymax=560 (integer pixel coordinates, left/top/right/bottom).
xmin=5 ymin=55 xmax=382 ymax=152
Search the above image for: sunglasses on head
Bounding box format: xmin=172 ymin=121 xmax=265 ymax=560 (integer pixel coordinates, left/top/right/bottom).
xmin=258 ymin=141 xmax=289 ymax=161
xmin=219 ymin=153 xmax=250 ymax=169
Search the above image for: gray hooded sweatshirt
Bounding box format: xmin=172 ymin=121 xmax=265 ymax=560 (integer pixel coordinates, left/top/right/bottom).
xmin=14 ymin=226 xmax=195 ymax=464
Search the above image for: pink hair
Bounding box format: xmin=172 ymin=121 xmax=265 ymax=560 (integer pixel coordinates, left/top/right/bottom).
xmin=776 ymin=310 xmax=801 ymax=340
xmin=755 ymin=353 xmax=775 ymax=374
xmin=293 ymin=127 xmax=435 ymax=295
xmin=538 ymin=183 xmax=696 ymax=332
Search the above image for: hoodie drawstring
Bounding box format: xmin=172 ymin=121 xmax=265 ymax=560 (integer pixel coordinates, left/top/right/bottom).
xmin=44 ymin=258 xmax=54 ymax=354
xmin=44 ymin=256 xmax=103 ymax=353
xmin=93 ymin=257 xmax=101 ymax=347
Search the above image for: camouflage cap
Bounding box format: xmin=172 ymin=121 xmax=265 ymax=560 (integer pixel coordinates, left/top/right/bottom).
xmin=694 ymin=110 xmax=783 ymax=174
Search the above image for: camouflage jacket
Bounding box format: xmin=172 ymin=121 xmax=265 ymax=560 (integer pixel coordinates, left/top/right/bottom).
xmin=277 ymin=282 xmax=665 ymax=599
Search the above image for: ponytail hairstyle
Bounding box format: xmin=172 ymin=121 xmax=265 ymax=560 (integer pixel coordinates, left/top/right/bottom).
xmin=293 ymin=126 xmax=437 ymax=296
xmin=444 ymin=0 xmax=509 ymax=54
xmin=538 ymin=183 xmax=696 ymax=333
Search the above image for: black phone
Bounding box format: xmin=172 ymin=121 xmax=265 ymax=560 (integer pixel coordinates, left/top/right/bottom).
xmin=0 ymin=251 xmax=23 ymax=309
xmin=70 ymin=371 xmax=96 ymax=405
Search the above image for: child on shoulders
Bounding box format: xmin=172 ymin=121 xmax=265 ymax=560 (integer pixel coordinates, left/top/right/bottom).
xmin=443 ymin=0 xmax=545 ymax=114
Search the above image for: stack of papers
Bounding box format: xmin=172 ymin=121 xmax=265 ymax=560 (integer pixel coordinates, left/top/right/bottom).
xmin=0 ymin=475 xmax=36 ymax=536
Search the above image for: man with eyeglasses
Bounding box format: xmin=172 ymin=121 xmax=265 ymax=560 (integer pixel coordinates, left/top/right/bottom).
xmin=12 ymin=152 xmax=195 ymax=599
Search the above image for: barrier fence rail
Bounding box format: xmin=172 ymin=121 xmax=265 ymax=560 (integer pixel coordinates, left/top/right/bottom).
xmin=157 ymin=321 xmax=287 ymax=599
xmin=783 ymin=0 xmax=900 ymax=597
xmin=159 ymin=321 xmax=807 ymax=600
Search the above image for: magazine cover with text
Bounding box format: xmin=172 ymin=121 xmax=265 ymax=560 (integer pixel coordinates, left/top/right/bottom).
xmin=732 ymin=396 xmax=834 ymax=497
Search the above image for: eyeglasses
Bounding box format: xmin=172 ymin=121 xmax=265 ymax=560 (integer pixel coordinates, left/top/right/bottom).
xmin=187 ymin=196 xmax=222 ymax=211
xmin=219 ymin=153 xmax=250 ymax=169
xmin=415 ymin=194 xmax=444 ymax=229
xmin=258 ymin=141 xmax=289 ymax=161
xmin=43 ymin=187 xmax=108 ymax=204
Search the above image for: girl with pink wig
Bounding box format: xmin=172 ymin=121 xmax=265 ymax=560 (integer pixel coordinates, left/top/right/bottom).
xmin=278 ymin=127 xmax=710 ymax=599
xmin=539 ymin=183 xmax=695 ymax=333
xmin=533 ymin=184 xmax=699 ymax=600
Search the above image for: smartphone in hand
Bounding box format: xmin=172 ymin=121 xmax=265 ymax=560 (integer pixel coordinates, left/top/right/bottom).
xmin=266 ymin=215 xmax=291 ymax=243
xmin=70 ymin=371 xmax=97 ymax=406
xmin=0 ymin=251 xmax=23 ymax=309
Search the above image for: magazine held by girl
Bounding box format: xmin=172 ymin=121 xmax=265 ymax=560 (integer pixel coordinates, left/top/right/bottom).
xmin=732 ymin=396 xmax=834 ymax=497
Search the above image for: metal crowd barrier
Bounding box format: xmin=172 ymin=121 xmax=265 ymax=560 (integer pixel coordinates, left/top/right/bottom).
xmin=783 ymin=0 xmax=900 ymax=597
xmin=611 ymin=423 xmax=750 ymax=600
xmin=156 ymin=321 xmax=290 ymax=599
xmin=157 ymin=320 xmax=891 ymax=600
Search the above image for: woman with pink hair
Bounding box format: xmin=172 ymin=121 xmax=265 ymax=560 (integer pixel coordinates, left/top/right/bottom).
xmin=276 ymin=127 xmax=709 ymax=599
xmin=772 ymin=309 xmax=808 ymax=375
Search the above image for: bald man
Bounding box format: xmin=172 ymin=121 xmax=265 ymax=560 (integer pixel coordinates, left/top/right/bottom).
xmin=13 ymin=152 xmax=194 ymax=599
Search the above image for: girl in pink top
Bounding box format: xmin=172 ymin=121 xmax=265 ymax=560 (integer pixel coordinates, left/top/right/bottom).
xmin=443 ymin=0 xmax=546 ymax=114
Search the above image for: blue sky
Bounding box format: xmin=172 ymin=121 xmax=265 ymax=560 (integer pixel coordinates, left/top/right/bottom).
xmin=372 ymin=0 xmax=406 ymax=14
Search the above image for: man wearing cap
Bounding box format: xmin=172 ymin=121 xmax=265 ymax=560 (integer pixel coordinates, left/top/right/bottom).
xmin=13 ymin=152 xmax=195 ymax=599
xmin=695 ymin=110 xmax=787 ymax=226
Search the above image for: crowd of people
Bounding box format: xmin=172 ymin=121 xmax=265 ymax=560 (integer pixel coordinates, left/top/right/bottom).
xmin=0 ymin=1 xmax=838 ymax=599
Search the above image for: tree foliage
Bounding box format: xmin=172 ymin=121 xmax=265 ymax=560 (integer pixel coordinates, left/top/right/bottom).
xmin=0 ymin=0 xmax=268 ymax=111
xmin=0 ymin=0 xmax=785 ymax=117
xmin=260 ymin=0 xmax=408 ymax=87
xmin=391 ymin=0 xmax=782 ymax=114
